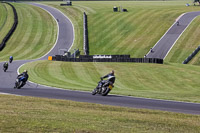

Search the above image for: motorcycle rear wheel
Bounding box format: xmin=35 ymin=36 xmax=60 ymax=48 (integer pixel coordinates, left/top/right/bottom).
xmin=101 ymin=88 xmax=111 ymax=96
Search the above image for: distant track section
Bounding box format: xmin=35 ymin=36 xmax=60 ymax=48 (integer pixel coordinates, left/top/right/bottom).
xmin=146 ymin=11 xmax=200 ymax=59
xmin=29 ymin=3 xmax=74 ymax=59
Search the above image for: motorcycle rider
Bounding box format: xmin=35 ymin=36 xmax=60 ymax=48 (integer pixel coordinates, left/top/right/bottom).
xmin=15 ymin=70 xmax=29 ymax=88
xmin=9 ymin=56 xmax=13 ymax=63
xmin=3 ymin=62 xmax=8 ymax=72
xmin=100 ymin=70 xmax=115 ymax=87
xmin=18 ymin=70 xmax=29 ymax=82
xmin=176 ymin=21 xmax=179 ymax=26
xmin=92 ymin=70 xmax=116 ymax=95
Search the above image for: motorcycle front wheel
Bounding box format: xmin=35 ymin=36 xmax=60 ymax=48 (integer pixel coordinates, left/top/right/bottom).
xmin=92 ymin=88 xmax=97 ymax=95
xmin=17 ymin=81 xmax=23 ymax=89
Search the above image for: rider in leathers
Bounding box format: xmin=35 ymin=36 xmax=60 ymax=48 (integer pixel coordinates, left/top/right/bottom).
xmin=3 ymin=62 xmax=8 ymax=72
xmin=100 ymin=70 xmax=115 ymax=87
xmin=15 ymin=70 xmax=29 ymax=88
xmin=9 ymin=56 xmax=13 ymax=63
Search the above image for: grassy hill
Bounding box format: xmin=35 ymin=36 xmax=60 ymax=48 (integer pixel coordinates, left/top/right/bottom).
xmin=0 ymin=3 xmax=57 ymax=61
xmin=0 ymin=3 xmax=14 ymax=43
xmin=0 ymin=95 xmax=199 ymax=132
xmin=43 ymin=1 xmax=200 ymax=61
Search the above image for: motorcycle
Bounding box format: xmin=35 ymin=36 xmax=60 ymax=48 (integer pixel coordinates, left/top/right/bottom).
xmin=3 ymin=67 xmax=7 ymax=72
xmin=14 ymin=76 xmax=26 ymax=89
xmin=9 ymin=58 xmax=13 ymax=63
xmin=92 ymin=79 xmax=114 ymax=96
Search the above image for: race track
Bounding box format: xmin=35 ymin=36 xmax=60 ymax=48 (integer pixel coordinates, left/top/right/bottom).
xmin=0 ymin=3 xmax=200 ymax=115
xmin=146 ymin=11 xmax=200 ymax=59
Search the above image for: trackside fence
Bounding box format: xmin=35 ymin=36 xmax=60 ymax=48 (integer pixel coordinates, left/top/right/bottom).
xmin=182 ymin=45 xmax=200 ymax=64
xmin=51 ymin=55 xmax=163 ymax=64
xmin=0 ymin=2 xmax=18 ymax=51
xmin=83 ymin=12 xmax=89 ymax=55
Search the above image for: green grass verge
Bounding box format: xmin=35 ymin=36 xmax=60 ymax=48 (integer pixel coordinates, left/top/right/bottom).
xmin=0 ymin=3 xmax=14 ymax=43
xmin=0 ymin=3 xmax=57 ymax=61
xmin=0 ymin=95 xmax=199 ymax=132
xmin=41 ymin=1 xmax=200 ymax=58
xmin=20 ymin=60 xmax=200 ymax=103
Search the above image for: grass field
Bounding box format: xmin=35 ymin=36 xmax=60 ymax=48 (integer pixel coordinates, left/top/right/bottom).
xmin=0 ymin=3 xmax=57 ymax=62
xmin=0 ymin=95 xmax=199 ymax=132
xmin=42 ymin=0 xmax=200 ymax=63
xmin=0 ymin=3 xmax=14 ymax=43
xmin=20 ymin=60 xmax=200 ymax=103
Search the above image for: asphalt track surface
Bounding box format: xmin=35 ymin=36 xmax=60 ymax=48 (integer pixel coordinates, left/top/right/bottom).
xmin=0 ymin=3 xmax=200 ymax=115
xmin=146 ymin=11 xmax=200 ymax=59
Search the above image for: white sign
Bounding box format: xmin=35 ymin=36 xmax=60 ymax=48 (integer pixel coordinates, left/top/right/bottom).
xmin=93 ymin=55 xmax=112 ymax=59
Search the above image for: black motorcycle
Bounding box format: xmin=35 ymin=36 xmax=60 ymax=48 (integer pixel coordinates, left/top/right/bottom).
xmin=14 ymin=76 xmax=26 ymax=89
xmin=9 ymin=58 xmax=13 ymax=63
xmin=92 ymin=79 xmax=114 ymax=96
xmin=3 ymin=66 xmax=8 ymax=72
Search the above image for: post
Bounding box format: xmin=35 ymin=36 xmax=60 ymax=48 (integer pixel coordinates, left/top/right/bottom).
xmin=74 ymin=49 xmax=76 ymax=58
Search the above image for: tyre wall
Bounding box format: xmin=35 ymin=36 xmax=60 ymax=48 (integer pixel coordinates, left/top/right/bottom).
xmin=52 ymin=55 xmax=163 ymax=64
xmin=0 ymin=2 xmax=18 ymax=51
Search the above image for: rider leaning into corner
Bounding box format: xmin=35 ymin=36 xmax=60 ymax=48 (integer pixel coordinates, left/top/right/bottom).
xmin=18 ymin=70 xmax=29 ymax=81
xmin=100 ymin=70 xmax=116 ymax=87
xmin=15 ymin=70 xmax=29 ymax=87
xmin=9 ymin=56 xmax=13 ymax=63
xmin=3 ymin=62 xmax=8 ymax=71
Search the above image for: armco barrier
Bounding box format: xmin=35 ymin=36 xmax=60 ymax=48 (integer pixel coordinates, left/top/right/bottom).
xmin=0 ymin=2 xmax=18 ymax=51
xmin=183 ymin=45 xmax=200 ymax=64
xmin=83 ymin=12 xmax=89 ymax=55
xmin=52 ymin=55 xmax=163 ymax=64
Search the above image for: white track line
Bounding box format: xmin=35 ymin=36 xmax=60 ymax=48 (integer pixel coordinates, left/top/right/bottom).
xmin=36 ymin=3 xmax=75 ymax=52
xmin=0 ymin=92 xmax=22 ymax=96
xmin=146 ymin=13 xmax=185 ymax=57
xmin=164 ymin=16 xmax=197 ymax=59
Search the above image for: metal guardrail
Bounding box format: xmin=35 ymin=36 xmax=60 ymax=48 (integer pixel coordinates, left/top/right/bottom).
xmin=182 ymin=46 xmax=200 ymax=64
xmin=83 ymin=12 xmax=89 ymax=55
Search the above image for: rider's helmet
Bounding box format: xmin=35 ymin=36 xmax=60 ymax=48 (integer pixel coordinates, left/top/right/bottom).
xmin=111 ymin=70 xmax=114 ymax=75
xmin=24 ymin=70 xmax=28 ymax=73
